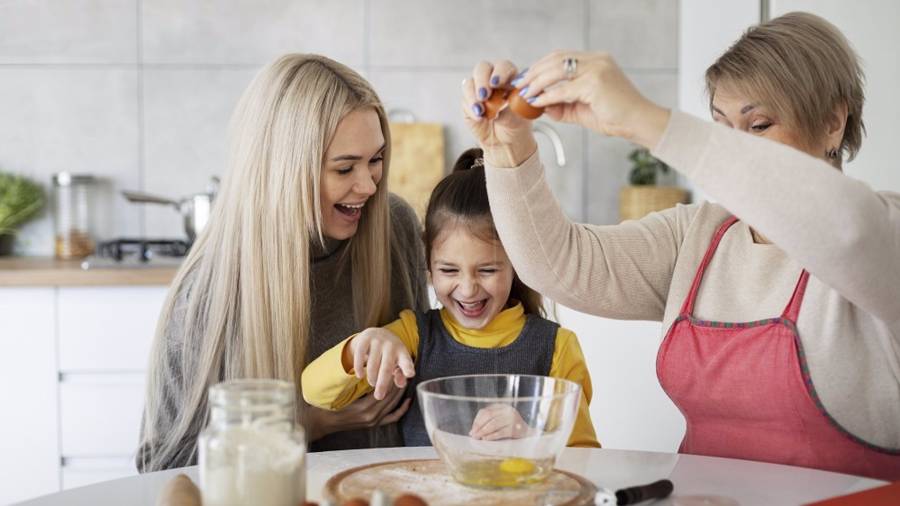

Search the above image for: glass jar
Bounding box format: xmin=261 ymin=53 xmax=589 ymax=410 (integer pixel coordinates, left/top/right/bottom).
xmin=52 ymin=172 xmax=95 ymax=259
xmin=199 ymin=379 xmax=306 ymax=506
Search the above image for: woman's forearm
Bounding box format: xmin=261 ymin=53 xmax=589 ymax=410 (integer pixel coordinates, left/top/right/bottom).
xmin=653 ymin=111 xmax=900 ymax=322
xmin=485 ymin=151 xmax=684 ymax=320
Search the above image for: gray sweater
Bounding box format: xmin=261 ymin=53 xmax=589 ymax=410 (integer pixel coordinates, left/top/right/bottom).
xmin=307 ymin=196 xmax=429 ymax=451
xmin=138 ymin=195 xmax=428 ymax=471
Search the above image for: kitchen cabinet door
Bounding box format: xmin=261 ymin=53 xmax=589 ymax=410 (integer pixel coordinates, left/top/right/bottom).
xmin=0 ymin=288 xmax=60 ymax=504
xmin=57 ymin=286 xmax=168 ymax=372
xmin=61 ymin=457 xmax=138 ymax=489
xmin=58 ymin=374 xmax=145 ymax=457
xmin=554 ymin=304 xmax=684 ymax=452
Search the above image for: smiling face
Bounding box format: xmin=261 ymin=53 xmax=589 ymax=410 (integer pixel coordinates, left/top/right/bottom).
xmin=430 ymin=222 xmax=515 ymax=330
xmin=710 ymin=84 xmax=831 ymax=161
xmin=320 ymin=108 xmax=385 ymax=240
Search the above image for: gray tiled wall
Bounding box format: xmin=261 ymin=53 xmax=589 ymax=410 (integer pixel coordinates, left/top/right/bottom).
xmin=0 ymin=0 xmax=677 ymax=254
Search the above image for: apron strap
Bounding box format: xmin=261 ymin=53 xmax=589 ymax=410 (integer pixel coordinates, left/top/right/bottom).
xmin=781 ymin=270 xmax=810 ymax=322
xmin=680 ymin=215 xmax=740 ymax=316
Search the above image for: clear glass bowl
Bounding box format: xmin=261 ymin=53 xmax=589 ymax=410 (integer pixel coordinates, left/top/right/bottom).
xmin=416 ymin=374 xmax=581 ymax=489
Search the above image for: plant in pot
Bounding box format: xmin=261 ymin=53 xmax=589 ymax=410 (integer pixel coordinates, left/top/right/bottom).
xmin=0 ymin=171 xmax=45 ymax=256
xmin=618 ymin=147 xmax=688 ymax=222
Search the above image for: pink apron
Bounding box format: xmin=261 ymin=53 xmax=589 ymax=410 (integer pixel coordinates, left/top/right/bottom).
xmin=657 ymin=216 xmax=900 ymax=480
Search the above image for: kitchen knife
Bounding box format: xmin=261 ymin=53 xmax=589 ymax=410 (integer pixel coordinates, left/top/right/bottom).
xmin=595 ymin=479 xmax=674 ymax=505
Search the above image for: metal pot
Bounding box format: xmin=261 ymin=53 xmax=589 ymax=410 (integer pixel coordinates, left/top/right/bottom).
xmin=122 ymin=177 xmax=219 ymax=242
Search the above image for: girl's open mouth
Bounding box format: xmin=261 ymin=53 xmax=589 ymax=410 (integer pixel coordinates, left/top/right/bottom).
xmin=455 ymin=299 xmax=487 ymax=318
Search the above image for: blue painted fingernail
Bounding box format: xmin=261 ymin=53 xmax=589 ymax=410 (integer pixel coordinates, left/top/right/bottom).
xmin=471 ymin=103 xmax=483 ymax=116
xmin=518 ymin=86 xmax=529 ymax=97
xmin=511 ymin=77 xmax=523 ymax=87
xmin=478 ymin=87 xmax=488 ymax=99
xmin=490 ymin=75 xmax=500 ymax=86
xmin=527 ymin=96 xmax=537 ymax=104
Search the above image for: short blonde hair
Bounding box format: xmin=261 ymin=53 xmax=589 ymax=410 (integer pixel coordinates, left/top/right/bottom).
xmin=706 ymin=12 xmax=865 ymax=162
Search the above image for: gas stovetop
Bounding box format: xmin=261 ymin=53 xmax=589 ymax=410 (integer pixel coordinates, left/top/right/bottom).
xmin=80 ymin=238 xmax=190 ymax=270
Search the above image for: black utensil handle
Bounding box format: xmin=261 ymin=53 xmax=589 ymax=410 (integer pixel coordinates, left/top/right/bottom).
xmin=615 ymin=479 xmax=674 ymax=505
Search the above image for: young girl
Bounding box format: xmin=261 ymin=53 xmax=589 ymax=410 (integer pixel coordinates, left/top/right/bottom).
xmin=302 ymin=148 xmax=599 ymax=448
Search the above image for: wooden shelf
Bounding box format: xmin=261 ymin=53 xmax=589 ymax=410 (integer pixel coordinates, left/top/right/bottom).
xmin=0 ymin=257 xmax=178 ymax=287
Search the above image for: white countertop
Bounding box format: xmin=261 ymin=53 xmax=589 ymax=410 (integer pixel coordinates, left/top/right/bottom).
xmin=15 ymin=447 xmax=885 ymax=506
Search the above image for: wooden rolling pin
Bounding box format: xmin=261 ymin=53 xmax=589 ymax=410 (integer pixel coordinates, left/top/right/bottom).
xmin=157 ymin=474 xmax=202 ymax=506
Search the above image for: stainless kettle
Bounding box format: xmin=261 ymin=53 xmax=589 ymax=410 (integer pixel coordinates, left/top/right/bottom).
xmin=122 ymin=177 xmax=219 ymax=242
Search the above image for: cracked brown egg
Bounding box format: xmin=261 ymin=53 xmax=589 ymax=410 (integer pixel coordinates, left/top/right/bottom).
xmin=483 ymin=88 xmax=544 ymax=120
xmin=507 ymin=91 xmax=544 ymax=119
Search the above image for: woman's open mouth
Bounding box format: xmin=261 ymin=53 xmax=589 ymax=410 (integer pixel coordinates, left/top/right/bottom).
xmin=335 ymin=202 xmax=365 ymax=220
xmin=455 ymin=298 xmax=488 ymax=318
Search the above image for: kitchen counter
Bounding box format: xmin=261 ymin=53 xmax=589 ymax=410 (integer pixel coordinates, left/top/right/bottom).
xmin=0 ymin=257 xmax=178 ymax=286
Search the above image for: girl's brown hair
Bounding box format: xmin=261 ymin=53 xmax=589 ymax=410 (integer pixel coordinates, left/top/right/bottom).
xmin=424 ymin=147 xmax=544 ymax=316
xmin=706 ymin=11 xmax=865 ymax=165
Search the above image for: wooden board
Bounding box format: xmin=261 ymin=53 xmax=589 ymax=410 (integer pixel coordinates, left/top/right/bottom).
xmin=388 ymin=122 xmax=445 ymax=222
xmin=323 ymin=459 xmax=597 ymax=506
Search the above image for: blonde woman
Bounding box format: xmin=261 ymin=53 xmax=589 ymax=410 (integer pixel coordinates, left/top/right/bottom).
xmin=137 ymin=54 xmax=427 ymax=472
xmin=463 ymin=13 xmax=900 ymax=479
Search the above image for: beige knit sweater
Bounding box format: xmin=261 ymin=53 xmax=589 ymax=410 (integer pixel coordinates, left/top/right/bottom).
xmin=485 ymin=110 xmax=900 ymax=449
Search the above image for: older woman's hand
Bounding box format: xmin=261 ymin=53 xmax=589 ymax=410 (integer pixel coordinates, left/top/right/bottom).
xmin=304 ymin=386 xmax=410 ymax=442
xmin=462 ymin=60 xmax=538 ymax=167
xmin=516 ymin=51 xmax=670 ymax=149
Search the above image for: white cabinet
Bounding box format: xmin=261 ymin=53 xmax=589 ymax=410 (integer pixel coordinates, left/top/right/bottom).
xmin=58 ymin=287 xmax=166 ymax=372
xmin=61 ymin=458 xmax=139 ymax=490
xmin=554 ymin=304 xmax=685 ymax=452
xmin=0 ymin=284 xmax=168 ymax=503
xmin=56 ymin=286 xmax=167 ymax=489
xmin=59 ymin=376 xmax=146 ymax=456
xmin=0 ymin=288 xmax=59 ymax=505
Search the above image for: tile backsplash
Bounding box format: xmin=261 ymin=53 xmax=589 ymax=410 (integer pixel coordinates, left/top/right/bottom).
xmin=0 ymin=0 xmax=677 ymax=255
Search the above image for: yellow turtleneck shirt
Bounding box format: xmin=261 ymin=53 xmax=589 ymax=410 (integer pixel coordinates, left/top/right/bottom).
xmin=301 ymin=303 xmax=600 ymax=448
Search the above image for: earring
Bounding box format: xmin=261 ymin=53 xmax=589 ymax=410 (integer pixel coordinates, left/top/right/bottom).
xmin=826 ymin=147 xmax=839 ymax=159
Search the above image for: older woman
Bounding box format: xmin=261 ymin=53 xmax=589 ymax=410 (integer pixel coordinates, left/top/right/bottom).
xmin=138 ymin=54 xmax=428 ymax=471
xmin=463 ymin=12 xmax=899 ymax=479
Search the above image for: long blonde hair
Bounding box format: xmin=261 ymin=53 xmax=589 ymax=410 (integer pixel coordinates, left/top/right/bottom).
xmin=139 ymin=54 xmax=398 ymax=470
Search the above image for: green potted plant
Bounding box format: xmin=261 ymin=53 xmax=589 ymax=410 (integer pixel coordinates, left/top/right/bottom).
xmin=619 ymin=147 xmax=688 ymax=222
xmin=627 ymin=147 xmax=672 ymax=185
xmin=0 ymin=171 xmax=45 ymax=255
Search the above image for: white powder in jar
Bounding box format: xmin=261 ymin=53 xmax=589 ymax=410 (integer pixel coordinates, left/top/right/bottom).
xmin=200 ymin=425 xmax=305 ymax=506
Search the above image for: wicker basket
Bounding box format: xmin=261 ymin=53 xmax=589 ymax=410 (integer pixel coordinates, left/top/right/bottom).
xmin=619 ymin=186 xmax=689 ymax=222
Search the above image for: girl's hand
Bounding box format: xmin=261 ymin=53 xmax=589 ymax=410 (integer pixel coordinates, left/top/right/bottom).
xmin=516 ymin=51 xmax=670 ymax=149
xmin=305 ymin=387 xmax=410 ymax=442
xmin=462 ymin=60 xmax=538 ymax=168
xmin=469 ymin=403 xmax=533 ymax=441
xmin=349 ymin=328 xmax=416 ymax=400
